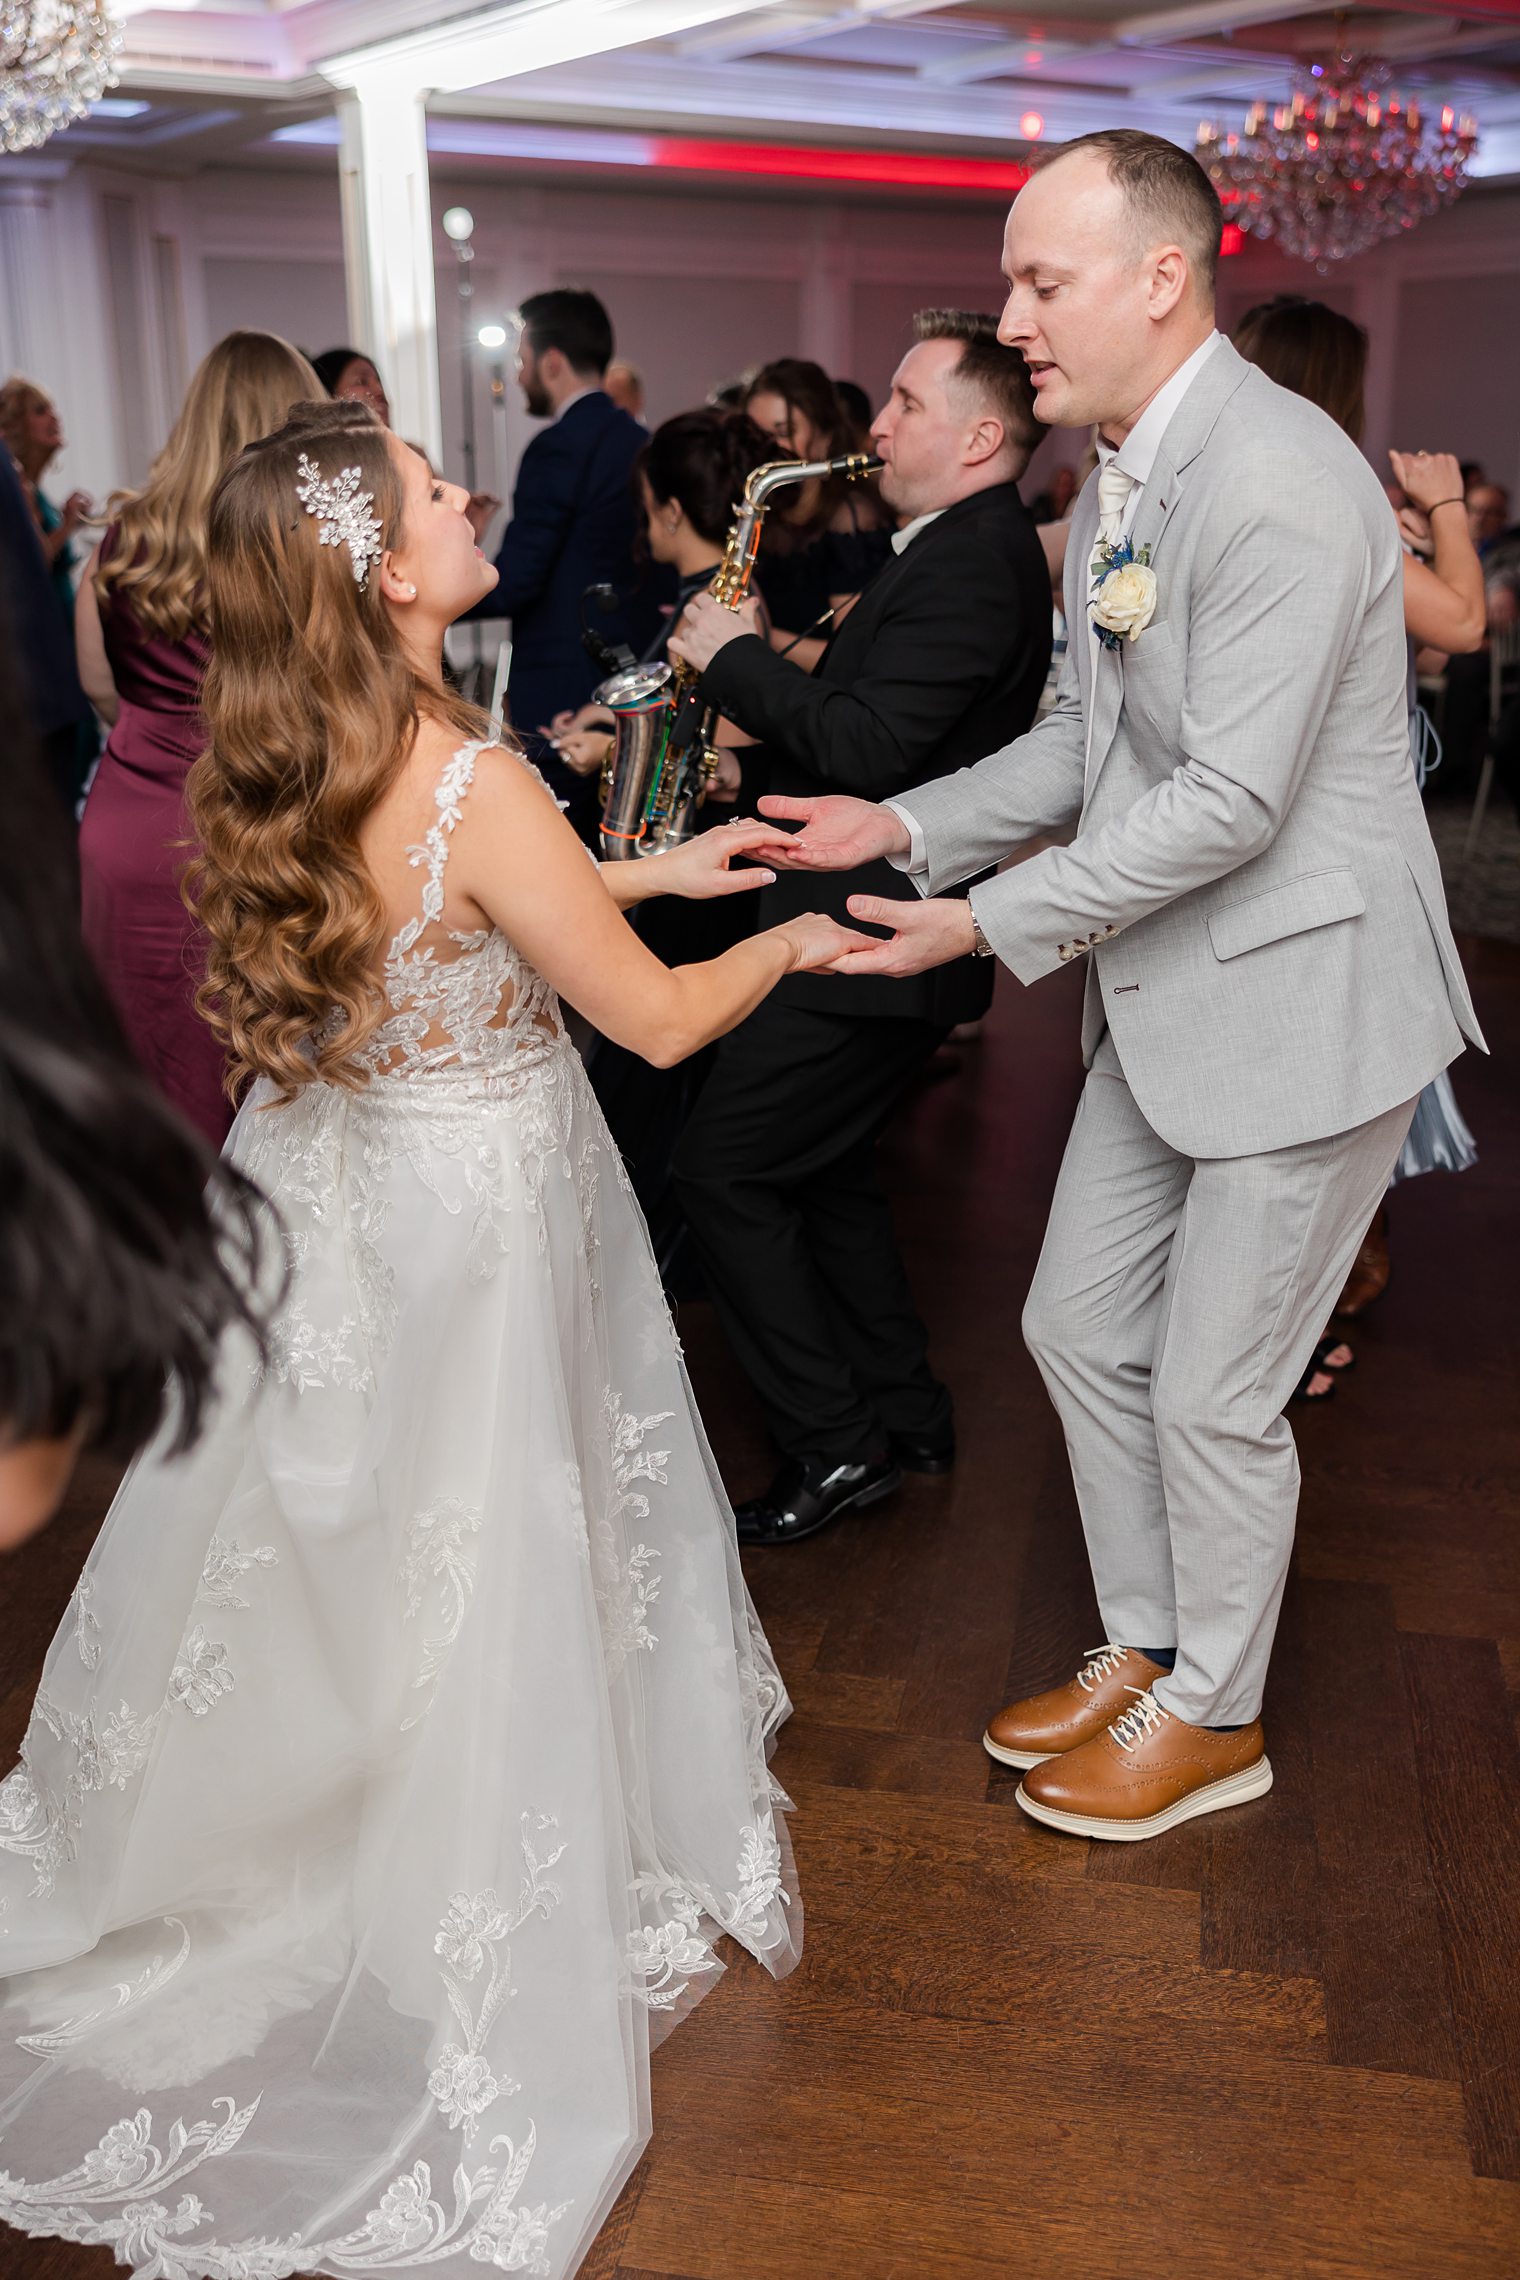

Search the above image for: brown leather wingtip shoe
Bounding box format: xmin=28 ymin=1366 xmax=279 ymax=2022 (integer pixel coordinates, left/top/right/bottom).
xmin=982 ymin=1644 xmax=1169 ymax=1771
xmin=1015 ymin=1689 xmax=1271 ymax=1842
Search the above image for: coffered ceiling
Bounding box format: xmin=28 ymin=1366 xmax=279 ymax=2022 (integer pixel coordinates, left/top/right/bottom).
xmin=20 ymin=1 xmax=1520 ymax=183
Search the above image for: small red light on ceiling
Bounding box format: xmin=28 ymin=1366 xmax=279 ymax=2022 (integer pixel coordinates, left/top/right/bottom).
xmin=1020 ymin=112 xmax=1045 ymax=140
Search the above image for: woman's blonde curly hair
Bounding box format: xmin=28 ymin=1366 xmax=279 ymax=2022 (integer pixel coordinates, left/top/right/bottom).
xmin=185 ymin=400 xmax=489 ymax=1104
xmin=97 ymin=329 xmax=322 ymax=643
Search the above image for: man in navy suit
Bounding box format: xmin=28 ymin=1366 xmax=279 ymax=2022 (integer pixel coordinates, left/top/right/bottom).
xmin=488 ymin=289 xmax=664 ymax=820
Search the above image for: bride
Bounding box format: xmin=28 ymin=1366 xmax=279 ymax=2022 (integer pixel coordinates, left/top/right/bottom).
xmin=0 ymin=399 xmax=862 ymax=2278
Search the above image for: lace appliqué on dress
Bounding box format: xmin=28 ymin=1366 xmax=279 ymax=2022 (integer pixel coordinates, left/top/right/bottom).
xmin=596 ymin=1397 xmax=674 ymax=1679
xmin=0 ymin=1819 xmax=575 ymax=2278
xmin=398 ymin=1500 xmax=483 ymax=1730
xmin=198 ymin=1541 xmax=279 ymax=1612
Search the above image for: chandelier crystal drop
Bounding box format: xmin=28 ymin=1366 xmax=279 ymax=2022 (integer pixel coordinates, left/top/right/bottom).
xmin=1196 ymin=54 xmax=1479 ymax=268
xmin=0 ymin=1 xmax=122 ymax=155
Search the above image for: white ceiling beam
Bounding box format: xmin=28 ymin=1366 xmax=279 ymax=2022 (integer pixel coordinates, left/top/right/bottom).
xmin=677 ymin=0 xmax=949 ymax=66
xmin=920 ymin=37 xmax=1090 ymax=88
xmin=1109 ymin=0 xmax=1330 ymax=44
xmin=319 ymin=0 xmax=781 ymax=94
xmin=435 ymin=44 xmax=1158 ymax=144
xmin=677 ymin=4 xmax=853 ymax=62
xmin=921 ymin=0 xmax=1340 ymax=92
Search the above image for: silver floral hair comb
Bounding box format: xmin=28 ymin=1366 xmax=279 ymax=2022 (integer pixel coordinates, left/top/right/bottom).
xmin=294 ymin=452 xmax=385 ymax=588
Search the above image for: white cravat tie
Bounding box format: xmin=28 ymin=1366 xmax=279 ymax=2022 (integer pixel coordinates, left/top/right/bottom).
xmin=1097 ymin=457 xmax=1137 ymax=549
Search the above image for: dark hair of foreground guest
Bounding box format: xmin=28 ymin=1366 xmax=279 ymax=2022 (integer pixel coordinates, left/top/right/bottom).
xmin=636 ymin=408 xmax=776 ymax=548
xmin=0 ymin=613 xmax=272 ymax=1465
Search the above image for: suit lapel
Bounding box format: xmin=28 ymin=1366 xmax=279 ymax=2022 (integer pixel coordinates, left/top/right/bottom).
xmin=1082 ymin=340 xmax=1255 ymax=801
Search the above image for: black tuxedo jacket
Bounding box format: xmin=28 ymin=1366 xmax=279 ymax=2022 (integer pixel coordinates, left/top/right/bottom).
xmin=700 ymin=478 xmax=1052 ymax=1024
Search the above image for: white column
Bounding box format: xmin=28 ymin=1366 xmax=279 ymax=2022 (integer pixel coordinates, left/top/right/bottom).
xmin=0 ymin=165 xmax=131 ymax=502
xmin=334 ymin=75 xmax=443 ymax=464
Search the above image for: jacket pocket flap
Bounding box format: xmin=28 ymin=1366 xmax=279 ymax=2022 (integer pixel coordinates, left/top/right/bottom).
xmin=1207 ymin=868 xmax=1366 ymax=962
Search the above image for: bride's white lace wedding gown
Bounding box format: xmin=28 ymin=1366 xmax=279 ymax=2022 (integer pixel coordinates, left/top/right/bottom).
xmin=0 ymin=742 xmax=800 ymax=2279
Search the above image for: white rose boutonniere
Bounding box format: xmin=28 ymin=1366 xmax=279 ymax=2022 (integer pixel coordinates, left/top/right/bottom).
xmin=1090 ymin=537 xmax=1158 ymax=651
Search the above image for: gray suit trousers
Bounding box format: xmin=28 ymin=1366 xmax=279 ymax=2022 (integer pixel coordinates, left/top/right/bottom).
xmin=1022 ymin=1034 xmax=1415 ymax=1725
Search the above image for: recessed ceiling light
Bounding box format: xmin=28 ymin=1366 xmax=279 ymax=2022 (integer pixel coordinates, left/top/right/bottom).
xmin=90 ymin=99 xmax=151 ymax=121
xmin=1020 ymin=112 xmax=1044 ymax=140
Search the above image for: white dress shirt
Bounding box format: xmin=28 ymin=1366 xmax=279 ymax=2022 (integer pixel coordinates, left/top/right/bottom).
xmin=887 ymin=331 xmax=1223 ymax=878
xmin=891 ymin=507 xmax=947 ymax=555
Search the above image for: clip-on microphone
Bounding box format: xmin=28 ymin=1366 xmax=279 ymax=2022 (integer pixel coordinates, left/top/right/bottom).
xmin=579 ymin=584 xmax=636 ymax=678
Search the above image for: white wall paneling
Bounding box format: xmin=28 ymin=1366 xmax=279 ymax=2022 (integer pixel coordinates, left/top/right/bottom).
xmin=201 ymin=258 xmax=349 ymax=363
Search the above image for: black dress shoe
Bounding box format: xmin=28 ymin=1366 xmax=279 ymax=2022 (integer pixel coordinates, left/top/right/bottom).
xmin=888 ymin=1430 xmax=956 ymax=1477
xmin=734 ymin=1455 xmax=902 ymax=1546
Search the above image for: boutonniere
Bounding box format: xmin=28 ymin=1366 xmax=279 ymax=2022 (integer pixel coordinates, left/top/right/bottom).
xmin=1090 ymin=536 xmax=1158 ymax=651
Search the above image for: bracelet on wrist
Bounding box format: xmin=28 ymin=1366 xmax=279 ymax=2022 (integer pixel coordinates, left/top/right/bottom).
xmin=1426 ymin=497 xmax=1465 ymax=513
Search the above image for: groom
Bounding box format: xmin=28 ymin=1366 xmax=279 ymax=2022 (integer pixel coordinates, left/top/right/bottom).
xmin=750 ymin=129 xmax=1483 ymax=1842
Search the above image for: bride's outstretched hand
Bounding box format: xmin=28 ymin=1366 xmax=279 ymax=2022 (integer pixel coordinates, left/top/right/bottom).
xmin=822 ymin=894 xmax=977 ymax=978
xmin=645 ymin=817 xmax=780 ymax=899
xmin=750 ymin=793 xmax=911 ymax=871
xmin=772 ymin=912 xmax=883 ymax=972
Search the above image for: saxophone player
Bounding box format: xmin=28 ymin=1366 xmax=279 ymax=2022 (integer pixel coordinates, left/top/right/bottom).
xmin=667 ymin=310 xmax=1053 ymax=1546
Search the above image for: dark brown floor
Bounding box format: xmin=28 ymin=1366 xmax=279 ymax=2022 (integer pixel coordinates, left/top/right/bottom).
xmin=4 ymin=940 xmax=1518 ymax=2280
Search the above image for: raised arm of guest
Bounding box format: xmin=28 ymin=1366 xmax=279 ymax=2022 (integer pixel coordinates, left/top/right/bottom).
xmin=1391 ymin=449 xmax=1486 ymax=654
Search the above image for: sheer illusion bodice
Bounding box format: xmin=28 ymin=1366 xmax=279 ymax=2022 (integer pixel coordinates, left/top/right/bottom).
xmin=359 ymin=742 xmax=563 ymax=1090
xmin=0 ymin=741 xmax=799 ymax=2280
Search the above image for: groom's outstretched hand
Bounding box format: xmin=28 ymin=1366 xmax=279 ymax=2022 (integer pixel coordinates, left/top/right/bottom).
xmin=751 ymin=793 xmax=910 ymax=871
xmin=824 ymin=894 xmax=977 ymax=978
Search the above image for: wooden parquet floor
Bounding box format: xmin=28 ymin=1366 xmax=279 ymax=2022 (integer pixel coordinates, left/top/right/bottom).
xmin=3 ymin=939 xmax=1517 ymax=2280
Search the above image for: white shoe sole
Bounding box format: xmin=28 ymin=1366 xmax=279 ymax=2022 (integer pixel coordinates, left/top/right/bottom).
xmin=982 ymin=1731 xmax=1058 ymax=1770
xmin=1013 ymin=1755 xmax=1273 ymax=1841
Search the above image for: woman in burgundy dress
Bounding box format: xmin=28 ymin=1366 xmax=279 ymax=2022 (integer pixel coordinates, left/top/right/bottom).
xmin=76 ymin=329 xmax=320 ymax=1145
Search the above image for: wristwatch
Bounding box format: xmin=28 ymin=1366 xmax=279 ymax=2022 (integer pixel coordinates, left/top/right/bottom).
xmin=969 ymin=907 xmax=996 ymax=959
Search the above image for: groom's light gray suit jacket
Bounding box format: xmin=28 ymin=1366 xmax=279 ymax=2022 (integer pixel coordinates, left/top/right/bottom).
xmin=903 ymin=338 xmax=1482 ymax=1158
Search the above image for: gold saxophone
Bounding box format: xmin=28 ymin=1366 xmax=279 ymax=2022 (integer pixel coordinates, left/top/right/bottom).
xmin=597 ymin=451 xmax=882 ymax=859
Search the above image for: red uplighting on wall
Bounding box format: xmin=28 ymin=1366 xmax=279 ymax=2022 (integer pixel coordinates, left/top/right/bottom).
xmin=653 ymin=138 xmax=1032 ymax=193
xmin=1221 ymin=222 xmax=1245 ymax=256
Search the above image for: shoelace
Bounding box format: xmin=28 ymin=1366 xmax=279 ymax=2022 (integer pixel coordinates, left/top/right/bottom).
xmin=1109 ymin=1686 xmax=1171 ymax=1753
xmin=1075 ymin=1643 xmax=1132 ymax=1694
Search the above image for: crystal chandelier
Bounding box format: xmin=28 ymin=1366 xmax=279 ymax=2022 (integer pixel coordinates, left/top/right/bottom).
xmin=0 ymin=2 xmax=122 ymax=155
xmin=1196 ymin=54 xmax=1479 ymax=267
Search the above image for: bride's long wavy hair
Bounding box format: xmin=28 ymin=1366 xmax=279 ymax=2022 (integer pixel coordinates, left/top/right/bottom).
xmin=186 ymin=400 xmax=490 ymax=1103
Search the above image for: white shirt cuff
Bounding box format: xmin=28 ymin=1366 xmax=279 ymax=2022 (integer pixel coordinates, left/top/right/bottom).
xmin=883 ymin=798 xmax=930 ymax=891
